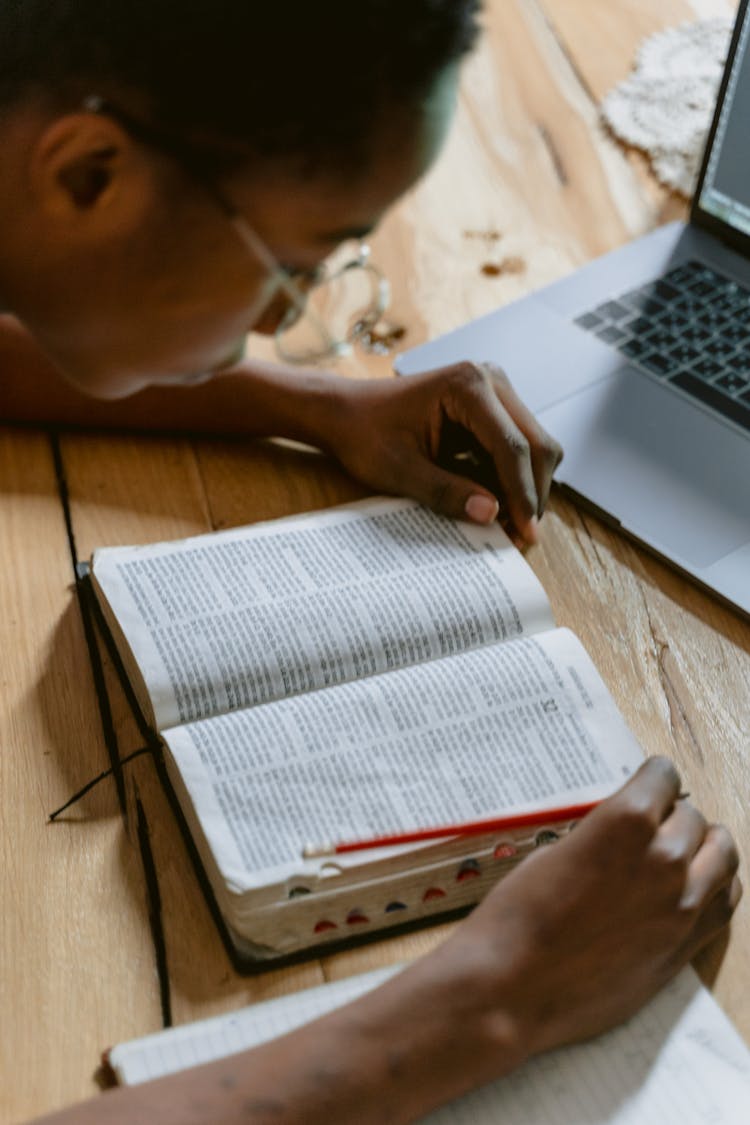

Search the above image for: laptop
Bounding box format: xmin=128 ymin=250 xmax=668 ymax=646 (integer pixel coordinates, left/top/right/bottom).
xmin=395 ymin=1 xmax=750 ymax=619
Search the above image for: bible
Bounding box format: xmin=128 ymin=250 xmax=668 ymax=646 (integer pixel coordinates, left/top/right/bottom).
xmin=89 ymin=498 xmax=644 ymax=969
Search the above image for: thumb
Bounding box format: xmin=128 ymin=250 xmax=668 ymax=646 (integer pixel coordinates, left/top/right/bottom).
xmin=403 ymin=454 xmax=501 ymax=525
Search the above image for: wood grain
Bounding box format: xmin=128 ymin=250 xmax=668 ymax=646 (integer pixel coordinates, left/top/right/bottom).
xmin=201 ymin=0 xmax=750 ymax=1031
xmin=544 ymin=0 xmax=737 ymax=102
xmin=5 ymin=1 xmax=749 ymax=1120
xmin=60 ymin=433 xmax=327 ymax=1029
xmin=0 ymin=431 xmax=161 ymax=1124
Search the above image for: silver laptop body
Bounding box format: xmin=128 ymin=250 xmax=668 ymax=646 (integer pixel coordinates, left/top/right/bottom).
xmin=396 ymin=1 xmax=750 ymax=618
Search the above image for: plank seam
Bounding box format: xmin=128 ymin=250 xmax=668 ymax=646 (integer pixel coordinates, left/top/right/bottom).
xmin=640 ymin=591 xmax=705 ymax=765
xmin=576 ymin=508 xmax=606 ymax=571
xmin=525 ymin=0 xmax=598 ymax=106
xmin=135 ymin=783 xmax=173 ymax=1028
xmin=50 ymin=432 xmax=173 ymax=1024
xmin=537 ymin=122 xmax=569 ymax=186
xmin=48 ymin=430 xmax=79 ymax=566
xmin=72 ymin=562 xmax=128 ymax=816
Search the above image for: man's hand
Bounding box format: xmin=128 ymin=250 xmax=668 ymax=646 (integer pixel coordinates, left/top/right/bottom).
xmin=440 ymin=757 xmax=741 ymax=1068
xmin=31 ymin=760 xmax=740 ymax=1125
xmin=327 ymin=363 xmax=563 ymax=544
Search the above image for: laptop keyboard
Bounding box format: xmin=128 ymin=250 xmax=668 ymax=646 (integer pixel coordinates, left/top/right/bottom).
xmin=574 ymin=259 xmax=750 ymax=432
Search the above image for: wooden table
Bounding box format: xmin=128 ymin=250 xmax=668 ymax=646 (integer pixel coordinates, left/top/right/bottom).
xmin=2 ymin=2 xmax=747 ymax=1121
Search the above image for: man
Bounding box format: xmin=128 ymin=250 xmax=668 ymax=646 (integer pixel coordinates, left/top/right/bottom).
xmin=0 ymin=0 xmax=556 ymax=540
xmin=0 ymin=3 xmax=739 ymax=1122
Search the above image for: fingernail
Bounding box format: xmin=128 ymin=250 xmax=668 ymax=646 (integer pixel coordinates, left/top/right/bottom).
xmin=465 ymin=494 xmax=499 ymax=524
xmin=527 ymin=515 xmax=540 ymax=542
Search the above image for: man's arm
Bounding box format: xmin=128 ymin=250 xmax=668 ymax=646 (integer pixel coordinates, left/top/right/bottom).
xmin=0 ymin=317 xmax=562 ymax=541
xmin=32 ymin=759 xmax=741 ymax=1125
xmin=0 ymin=316 xmax=350 ymax=439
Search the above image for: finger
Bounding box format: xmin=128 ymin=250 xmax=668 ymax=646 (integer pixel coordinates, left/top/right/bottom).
xmin=441 ymin=365 xmax=540 ymax=541
xmin=586 ymin=758 xmax=683 ymax=841
xmin=393 ymin=448 xmax=501 ymax=526
xmin=611 ymin=756 xmax=682 ymax=818
xmin=651 ymin=800 xmax=708 ymax=866
xmin=681 ymin=824 xmax=740 ymax=911
xmin=729 ymin=871 xmax=743 ymax=909
xmin=694 ymin=874 xmax=743 ymax=935
xmin=478 ymin=363 xmax=564 ymax=516
xmin=675 ymin=874 xmax=742 ymax=965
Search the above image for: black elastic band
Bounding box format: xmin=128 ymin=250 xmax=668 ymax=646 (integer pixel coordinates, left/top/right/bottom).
xmin=48 ymin=745 xmax=152 ymax=821
xmin=73 ymin=563 xmax=128 ymax=815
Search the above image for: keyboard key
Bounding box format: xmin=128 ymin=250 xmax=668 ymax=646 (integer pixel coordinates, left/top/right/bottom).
xmin=675 ymin=296 xmax=703 ymax=315
xmin=651 ymin=279 xmax=680 ymax=303
xmin=624 ymin=315 xmax=654 ymax=335
xmin=690 ymin=357 xmax=724 ymax=379
xmin=619 ymin=290 xmax=665 ymax=316
xmin=670 ymin=371 xmax=750 ymax=431
xmin=714 ymin=292 xmax=750 ymax=314
xmin=707 ymin=338 xmax=739 ymax=360
xmin=686 ymin=263 xmax=720 ymax=279
xmin=621 ymin=337 xmax=650 ymax=358
xmin=663 ymin=260 xmax=705 ymax=286
xmin=645 ymin=328 xmax=679 ymax=350
xmin=575 ymin=312 xmax=602 ymax=330
xmin=698 ymin=316 xmax=731 ymax=332
xmin=706 ymin=280 xmax=741 ymax=300
xmin=678 ymin=324 xmax=712 ymax=343
xmin=596 ymin=324 xmax=627 ymax=345
xmin=657 ymin=312 xmax=690 ymax=332
xmin=720 ymin=322 xmax=750 ymax=344
xmin=593 ymin=300 xmax=631 ymax=322
xmin=640 ymin=352 xmax=679 ymax=376
xmin=716 ymin=373 xmax=750 ymax=395
xmin=669 ymin=344 xmax=701 ymax=365
xmin=687 ymin=273 xmax=724 ymax=297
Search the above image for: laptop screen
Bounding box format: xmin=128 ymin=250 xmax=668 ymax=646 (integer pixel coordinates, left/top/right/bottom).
xmin=697 ymin=3 xmax=750 ymax=239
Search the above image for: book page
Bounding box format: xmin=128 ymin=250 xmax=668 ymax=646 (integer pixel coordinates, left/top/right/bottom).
xmin=110 ymin=966 xmax=750 ymax=1124
xmin=110 ymin=967 xmax=397 ymax=1084
xmin=91 ymin=499 xmax=553 ymax=731
xmin=163 ymin=628 xmax=643 ymax=892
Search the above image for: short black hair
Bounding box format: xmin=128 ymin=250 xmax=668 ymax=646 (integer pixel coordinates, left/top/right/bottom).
xmin=0 ymin=1 xmax=482 ymax=174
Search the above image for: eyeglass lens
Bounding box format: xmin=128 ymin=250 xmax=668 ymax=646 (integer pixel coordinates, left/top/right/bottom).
xmin=275 ymin=257 xmax=390 ymax=363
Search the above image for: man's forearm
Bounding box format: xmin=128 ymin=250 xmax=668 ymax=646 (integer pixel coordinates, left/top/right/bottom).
xmin=0 ymin=317 xmax=348 ymax=447
xmin=28 ymin=761 xmax=742 ymax=1125
xmin=0 ymin=316 xmax=565 ymax=538
xmin=34 ymin=957 xmax=520 ymax=1125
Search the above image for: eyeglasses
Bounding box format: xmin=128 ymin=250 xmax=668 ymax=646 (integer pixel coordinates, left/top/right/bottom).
xmin=82 ymin=96 xmax=391 ymax=365
xmin=274 ymin=241 xmax=391 ymax=363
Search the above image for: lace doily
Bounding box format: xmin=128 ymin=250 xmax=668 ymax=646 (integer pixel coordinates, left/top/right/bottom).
xmin=601 ymin=18 xmax=733 ymax=196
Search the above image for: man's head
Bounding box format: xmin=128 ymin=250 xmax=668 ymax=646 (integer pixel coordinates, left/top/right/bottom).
xmin=0 ymin=0 xmax=481 ymax=397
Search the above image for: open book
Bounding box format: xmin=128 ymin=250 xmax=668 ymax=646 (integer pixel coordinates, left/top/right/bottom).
xmin=90 ymin=498 xmax=644 ymax=968
xmin=109 ymin=965 xmax=750 ymax=1123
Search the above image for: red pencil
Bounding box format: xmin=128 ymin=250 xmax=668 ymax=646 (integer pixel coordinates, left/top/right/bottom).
xmin=301 ymin=800 xmax=599 ymax=859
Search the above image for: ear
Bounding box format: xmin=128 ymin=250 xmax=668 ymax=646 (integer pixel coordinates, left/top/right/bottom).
xmin=29 ymin=113 xmax=136 ymax=219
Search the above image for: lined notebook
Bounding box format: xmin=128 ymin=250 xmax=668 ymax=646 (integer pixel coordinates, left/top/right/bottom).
xmin=109 ymin=965 xmax=750 ymax=1123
